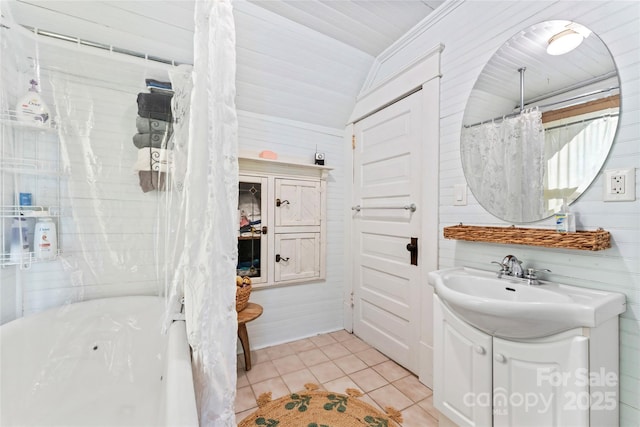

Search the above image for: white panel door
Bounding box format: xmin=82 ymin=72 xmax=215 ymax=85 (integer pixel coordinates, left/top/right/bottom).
xmin=275 ymin=179 xmax=322 ymax=228
xmin=274 ymin=233 xmax=320 ymax=282
xmin=352 ymin=91 xmax=422 ymax=372
xmin=493 ymin=335 xmax=589 ymax=427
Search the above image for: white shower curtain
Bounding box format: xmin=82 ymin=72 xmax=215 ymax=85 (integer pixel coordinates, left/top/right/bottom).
xmin=461 ymin=109 xmax=545 ymax=223
xmin=163 ymin=0 xmax=239 ymax=424
xmin=544 ymin=114 xmax=618 ymax=212
xmin=186 ymin=0 xmax=238 ymax=423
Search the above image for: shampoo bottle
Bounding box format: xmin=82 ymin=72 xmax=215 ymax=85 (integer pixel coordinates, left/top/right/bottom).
xmin=15 ymin=79 xmax=50 ymax=125
xmin=34 ymin=217 xmax=57 ymax=260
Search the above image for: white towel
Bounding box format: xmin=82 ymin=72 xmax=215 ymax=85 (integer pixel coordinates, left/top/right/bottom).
xmin=134 ymin=148 xmax=173 ymax=173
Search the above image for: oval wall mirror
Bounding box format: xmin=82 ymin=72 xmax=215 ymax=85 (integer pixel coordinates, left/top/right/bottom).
xmin=461 ymin=21 xmax=620 ymax=223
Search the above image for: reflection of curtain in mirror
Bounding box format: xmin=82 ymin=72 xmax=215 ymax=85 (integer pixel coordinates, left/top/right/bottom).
xmin=461 ymin=110 xmax=545 ymax=223
xmin=544 ymin=115 xmax=618 ymax=212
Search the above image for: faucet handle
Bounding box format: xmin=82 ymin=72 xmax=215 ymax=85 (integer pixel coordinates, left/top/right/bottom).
xmin=525 ymin=267 xmax=551 ymax=277
xmin=524 ymin=267 xmax=551 ymax=285
xmin=492 ymin=261 xmax=510 ymax=277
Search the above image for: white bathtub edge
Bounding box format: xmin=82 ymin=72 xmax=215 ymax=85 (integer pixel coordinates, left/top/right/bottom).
xmin=166 ymin=320 xmax=199 ymax=426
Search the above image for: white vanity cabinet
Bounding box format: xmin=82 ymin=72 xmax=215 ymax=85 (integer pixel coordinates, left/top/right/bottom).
xmin=435 ymin=296 xmax=619 ymax=427
xmin=238 ymin=157 xmax=330 ymax=287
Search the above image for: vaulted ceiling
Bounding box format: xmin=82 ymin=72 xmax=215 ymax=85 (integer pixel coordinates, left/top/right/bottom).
xmin=6 ymin=0 xmax=445 ymax=128
xmin=246 ymin=0 xmax=445 ymax=56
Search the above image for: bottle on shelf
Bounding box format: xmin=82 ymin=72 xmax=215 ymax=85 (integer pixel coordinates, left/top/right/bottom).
xmin=10 ymin=218 xmax=30 ymax=263
xmin=34 ymin=217 xmax=57 ymax=260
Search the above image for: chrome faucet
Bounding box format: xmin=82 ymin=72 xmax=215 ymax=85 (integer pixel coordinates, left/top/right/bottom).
xmin=502 ymin=255 xmax=524 ymax=278
xmin=491 ymin=255 xmax=551 ymax=285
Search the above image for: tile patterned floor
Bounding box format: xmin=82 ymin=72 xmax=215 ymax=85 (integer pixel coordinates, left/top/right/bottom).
xmin=236 ymin=330 xmax=439 ymax=426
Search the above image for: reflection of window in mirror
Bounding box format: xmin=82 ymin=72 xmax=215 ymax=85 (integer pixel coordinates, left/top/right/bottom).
xmin=542 ymin=95 xmax=620 ymax=213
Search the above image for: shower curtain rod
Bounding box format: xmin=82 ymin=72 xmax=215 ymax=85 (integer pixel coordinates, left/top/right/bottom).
xmin=22 ymin=25 xmax=191 ymax=67
xmin=544 ymin=112 xmax=619 ymax=132
xmin=463 ymin=86 xmax=619 ymax=129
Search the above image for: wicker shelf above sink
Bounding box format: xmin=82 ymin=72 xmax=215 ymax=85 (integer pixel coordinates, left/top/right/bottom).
xmin=443 ymin=224 xmax=611 ymax=251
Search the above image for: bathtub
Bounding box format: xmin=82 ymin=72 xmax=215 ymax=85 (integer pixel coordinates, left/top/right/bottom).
xmin=0 ymin=296 xmax=198 ymax=426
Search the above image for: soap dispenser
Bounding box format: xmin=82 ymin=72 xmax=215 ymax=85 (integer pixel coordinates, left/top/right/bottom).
xmin=15 ymin=79 xmax=51 ymax=125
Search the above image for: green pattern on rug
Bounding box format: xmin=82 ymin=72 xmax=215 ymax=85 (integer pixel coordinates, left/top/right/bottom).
xmin=238 ymin=387 xmax=402 ymax=427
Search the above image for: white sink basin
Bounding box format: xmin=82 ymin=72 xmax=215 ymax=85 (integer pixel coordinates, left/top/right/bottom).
xmin=429 ymin=266 xmax=626 ymax=339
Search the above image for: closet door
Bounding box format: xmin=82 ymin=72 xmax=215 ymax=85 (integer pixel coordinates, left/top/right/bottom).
xmin=237 ymin=176 xmax=268 ymax=284
xmin=275 ymin=178 xmax=322 ymax=228
xmin=274 ymin=233 xmax=320 ymax=282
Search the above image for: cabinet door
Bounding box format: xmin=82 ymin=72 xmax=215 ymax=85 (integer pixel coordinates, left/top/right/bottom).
xmin=434 ymin=297 xmax=493 ymax=427
xmin=274 ymin=233 xmax=320 ymax=282
xmin=493 ymin=335 xmax=589 ymax=427
xmin=275 ymin=179 xmax=322 ymax=228
xmin=237 ymin=176 xmax=268 ymax=284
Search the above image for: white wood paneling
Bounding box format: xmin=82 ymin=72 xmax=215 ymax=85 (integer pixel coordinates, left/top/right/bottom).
xmin=246 ymin=0 xmax=444 ymax=56
xmin=233 ymin=0 xmax=374 ymax=128
xmin=9 ymin=0 xmax=194 ymax=64
xmin=3 ymin=20 xmax=347 ymax=345
xmin=366 ymin=1 xmax=639 ymax=423
xmin=237 ymin=110 xmax=346 ymax=348
xmin=7 ymin=0 xmax=377 ymax=129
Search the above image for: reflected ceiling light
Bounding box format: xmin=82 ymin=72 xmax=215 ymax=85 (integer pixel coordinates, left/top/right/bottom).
xmin=547 ymin=29 xmax=584 ymax=55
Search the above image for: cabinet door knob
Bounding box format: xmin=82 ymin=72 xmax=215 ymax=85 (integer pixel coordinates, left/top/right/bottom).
xmin=275 ymin=254 xmax=289 ymax=263
xmin=474 ymin=345 xmax=485 ymax=355
xmin=494 ymin=353 xmax=506 ymax=363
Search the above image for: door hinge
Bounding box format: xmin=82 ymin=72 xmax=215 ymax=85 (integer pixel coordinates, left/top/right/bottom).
xmin=350 ymin=292 xmax=354 ymax=308
xmin=351 ymin=134 xmax=356 ymax=150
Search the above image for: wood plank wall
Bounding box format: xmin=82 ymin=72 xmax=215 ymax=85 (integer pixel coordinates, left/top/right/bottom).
xmin=1 ymin=18 xmax=348 ymax=349
xmin=237 ymin=111 xmax=346 ymax=348
xmin=365 ymin=1 xmax=640 ymax=424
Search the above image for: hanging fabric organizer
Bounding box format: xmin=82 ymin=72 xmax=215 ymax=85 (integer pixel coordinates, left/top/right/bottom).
xmin=133 ymin=81 xmax=174 ymax=193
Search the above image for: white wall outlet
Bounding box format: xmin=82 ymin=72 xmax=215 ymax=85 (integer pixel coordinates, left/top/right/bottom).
xmin=453 ymin=184 xmax=467 ymax=206
xmin=603 ymin=168 xmax=636 ymax=202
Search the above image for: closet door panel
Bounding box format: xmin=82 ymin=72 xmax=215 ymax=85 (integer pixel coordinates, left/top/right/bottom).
xmin=274 ymin=233 xmax=320 ymax=282
xmin=237 ymin=176 xmax=268 ymax=284
xmin=275 ymin=179 xmax=322 ymax=228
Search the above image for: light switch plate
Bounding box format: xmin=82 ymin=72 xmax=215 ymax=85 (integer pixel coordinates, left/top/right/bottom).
xmin=454 ymin=184 xmax=467 ymax=206
xmin=603 ymin=168 xmax=636 ymax=202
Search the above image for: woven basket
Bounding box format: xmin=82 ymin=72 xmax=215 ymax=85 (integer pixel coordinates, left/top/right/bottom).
xmin=443 ymin=224 xmax=610 ymax=251
xmin=236 ymin=276 xmax=252 ymax=312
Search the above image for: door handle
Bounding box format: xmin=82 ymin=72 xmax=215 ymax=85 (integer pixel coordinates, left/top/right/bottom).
xmin=406 ymin=237 xmax=418 ymax=266
xmin=276 ymin=198 xmax=289 ymax=207
xmin=275 ymin=254 xmax=289 ymax=262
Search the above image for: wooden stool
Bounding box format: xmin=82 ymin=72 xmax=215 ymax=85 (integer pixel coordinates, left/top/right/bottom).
xmin=237 ymin=302 xmax=263 ymax=371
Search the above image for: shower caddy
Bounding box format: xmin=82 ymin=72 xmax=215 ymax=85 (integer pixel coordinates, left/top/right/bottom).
xmin=1 ymin=110 xmax=62 ymax=269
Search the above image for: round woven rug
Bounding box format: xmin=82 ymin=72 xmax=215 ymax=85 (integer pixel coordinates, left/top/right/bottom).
xmin=238 ymin=384 xmax=402 ymax=427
